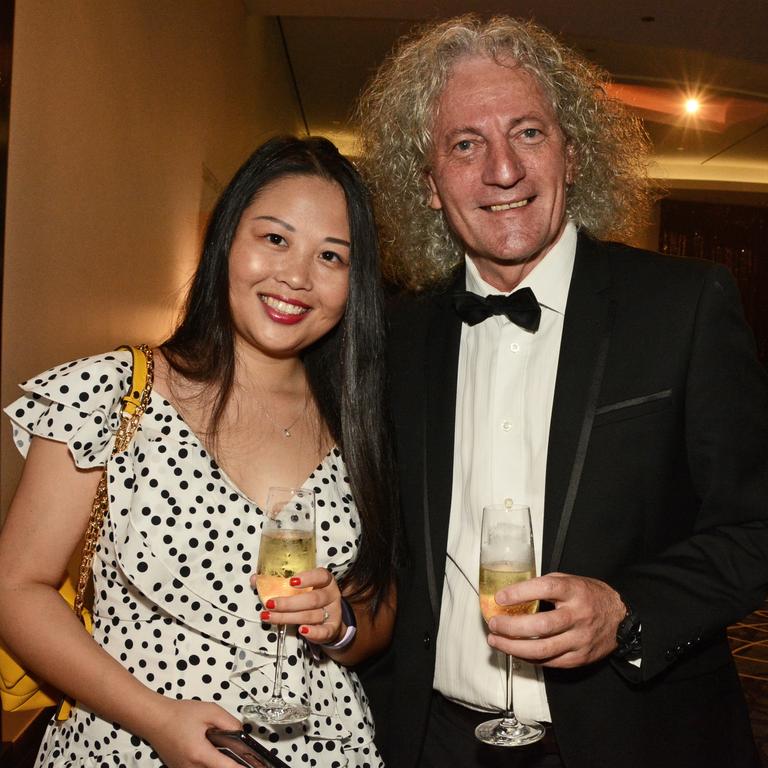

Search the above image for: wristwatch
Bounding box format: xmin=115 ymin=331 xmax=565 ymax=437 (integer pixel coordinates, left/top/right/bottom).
xmin=614 ymin=598 xmax=642 ymax=661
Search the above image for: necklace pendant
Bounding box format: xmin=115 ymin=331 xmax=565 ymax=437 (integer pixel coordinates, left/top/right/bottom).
xmin=283 ymin=428 xmax=291 ymax=438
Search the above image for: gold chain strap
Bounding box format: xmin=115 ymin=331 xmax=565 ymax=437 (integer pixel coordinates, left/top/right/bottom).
xmin=73 ymin=345 xmax=154 ymax=618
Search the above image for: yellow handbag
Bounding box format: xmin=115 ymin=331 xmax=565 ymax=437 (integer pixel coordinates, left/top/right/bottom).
xmin=0 ymin=345 xmax=154 ymax=720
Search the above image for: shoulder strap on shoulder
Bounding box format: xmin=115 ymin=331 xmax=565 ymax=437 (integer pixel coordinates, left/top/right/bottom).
xmin=71 ymin=345 xmax=154 ymax=613
xmin=117 ymin=344 xmax=154 ymax=417
xmin=112 ymin=345 xmax=154 ymax=451
xmin=57 ymin=345 xmax=155 ymax=722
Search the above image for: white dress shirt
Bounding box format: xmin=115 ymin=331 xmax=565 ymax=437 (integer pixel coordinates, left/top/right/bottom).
xmin=433 ymin=222 xmax=577 ymax=720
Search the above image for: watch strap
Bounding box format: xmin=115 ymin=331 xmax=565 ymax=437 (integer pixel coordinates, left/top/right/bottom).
xmin=614 ymin=596 xmax=642 ymax=661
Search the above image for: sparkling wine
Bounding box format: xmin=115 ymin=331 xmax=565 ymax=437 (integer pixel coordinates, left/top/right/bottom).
xmin=474 ymin=502 xmax=545 ymax=747
xmin=256 ymin=529 xmax=316 ymax=602
xmin=479 ymin=561 xmax=537 ymax=622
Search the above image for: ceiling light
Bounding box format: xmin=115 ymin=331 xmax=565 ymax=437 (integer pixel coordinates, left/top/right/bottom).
xmin=684 ymin=98 xmax=700 ymax=114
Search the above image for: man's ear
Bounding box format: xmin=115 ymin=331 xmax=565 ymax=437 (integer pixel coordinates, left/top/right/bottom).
xmin=425 ymin=170 xmax=443 ymax=210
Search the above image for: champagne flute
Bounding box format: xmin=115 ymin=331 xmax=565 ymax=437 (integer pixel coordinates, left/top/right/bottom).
xmin=475 ymin=500 xmax=546 ymax=747
xmin=242 ymin=486 xmax=316 ymax=724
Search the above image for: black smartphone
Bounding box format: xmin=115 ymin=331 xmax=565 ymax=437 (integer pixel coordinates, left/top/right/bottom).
xmin=206 ymin=729 xmax=291 ymax=768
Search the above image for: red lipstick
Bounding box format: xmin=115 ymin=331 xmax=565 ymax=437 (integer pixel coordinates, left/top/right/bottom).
xmin=259 ymin=293 xmax=311 ymax=325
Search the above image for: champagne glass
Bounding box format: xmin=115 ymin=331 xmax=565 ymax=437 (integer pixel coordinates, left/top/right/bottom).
xmin=475 ymin=500 xmax=545 ymax=747
xmin=242 ymin=486 xmax=316 ymax=724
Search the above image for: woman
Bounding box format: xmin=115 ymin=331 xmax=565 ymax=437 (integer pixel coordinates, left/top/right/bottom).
xmin=0 ymin=136 xmax=397 ymax=768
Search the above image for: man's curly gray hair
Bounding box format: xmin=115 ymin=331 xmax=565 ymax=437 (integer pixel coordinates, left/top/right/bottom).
xmin=355 ymin=15 xmax=654 ymax=290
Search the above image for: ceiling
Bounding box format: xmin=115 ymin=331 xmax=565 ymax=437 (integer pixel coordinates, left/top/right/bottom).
xmin=247 ymin=0 xmax=768 ymax=197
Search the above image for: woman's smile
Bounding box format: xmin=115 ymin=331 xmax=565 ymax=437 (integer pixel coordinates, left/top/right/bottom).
xmin=259 ymin=292 xmax=311 ymax=324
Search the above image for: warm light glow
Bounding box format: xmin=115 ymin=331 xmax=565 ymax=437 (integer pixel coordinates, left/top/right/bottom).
xmin=684 ymin=98 xmax=701 ymax=114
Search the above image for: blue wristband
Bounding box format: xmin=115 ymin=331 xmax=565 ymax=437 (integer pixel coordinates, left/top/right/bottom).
xmin=321 ymin=597 xmax=357 ymax=650
xmin=321 ymin=624 xmax=357 ymax=650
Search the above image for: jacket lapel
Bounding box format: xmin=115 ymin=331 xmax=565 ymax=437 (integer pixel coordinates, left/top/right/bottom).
xmin=421 ymin=272 xmax=463 ymax=622
xmin=544 ymin=234 xmax=615 ymax=572
xmin=419 ymin=243 xmax=615 ymax=593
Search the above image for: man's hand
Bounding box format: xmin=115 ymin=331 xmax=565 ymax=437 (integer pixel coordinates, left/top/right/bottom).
xmin=486 ymin=572 xmax=627 ymax=668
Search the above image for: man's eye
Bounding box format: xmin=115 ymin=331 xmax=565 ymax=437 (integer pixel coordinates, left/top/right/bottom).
xmin=267 ymin=233 xmax=286 ymax=245
xmin=521 ymin=128 xmax=542 ymax=140
xmin=455 ymin=140 xmax=473 ymax=151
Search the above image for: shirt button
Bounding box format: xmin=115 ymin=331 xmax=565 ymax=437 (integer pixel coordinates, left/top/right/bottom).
xmin=502 ymin=421 xmax=513 ymax=432
xmin=510 ymin=342 xmax=520 ymax=353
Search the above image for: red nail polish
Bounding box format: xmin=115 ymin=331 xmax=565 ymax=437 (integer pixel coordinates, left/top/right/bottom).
xmin=260 ymin=611 xmax=270 ymax=621
xmin=266 ymin=599 xmax=276 ymax=609
xmin=289 ymin=577 xmax=301 ymax=587
xmin=299 ymin=625 xmax=310 ymax=634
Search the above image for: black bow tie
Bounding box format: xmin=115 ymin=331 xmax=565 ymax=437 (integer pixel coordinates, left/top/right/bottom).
xmin=453 ymin=287 xmax=541 ymax=332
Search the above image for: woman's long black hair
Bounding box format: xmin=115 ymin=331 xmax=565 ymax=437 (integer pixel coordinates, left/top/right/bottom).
xmin=162 ymin=136 xmax=398 ymax=606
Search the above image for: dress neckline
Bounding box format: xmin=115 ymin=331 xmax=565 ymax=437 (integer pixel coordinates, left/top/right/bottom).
xmin=144 ymin=390 xmax=337 ymax=509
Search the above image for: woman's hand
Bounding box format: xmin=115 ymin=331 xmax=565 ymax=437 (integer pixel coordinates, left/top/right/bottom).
xmin=252 ymin=567 xmax=345 ymax=645
xmin=139 ymin=698 xmax=243 ymax=768
xmin=252 ymin=573 xmax=396 ymax=666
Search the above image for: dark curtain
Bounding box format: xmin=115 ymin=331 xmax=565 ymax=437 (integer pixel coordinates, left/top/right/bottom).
xmin=659 ymin=198 xmax=768 ymax=366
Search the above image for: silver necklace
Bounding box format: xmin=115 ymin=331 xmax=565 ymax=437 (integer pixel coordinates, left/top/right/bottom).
xmin=260 ymin=392 xmax=308 ymax=438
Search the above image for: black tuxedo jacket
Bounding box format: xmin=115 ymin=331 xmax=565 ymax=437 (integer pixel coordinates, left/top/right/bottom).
xmin=362 ymin=235 xmax=768 ymax=768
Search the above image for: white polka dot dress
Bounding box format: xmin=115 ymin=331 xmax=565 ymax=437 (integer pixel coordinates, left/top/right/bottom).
xmin=5 ymin=351 xmax=383 ymax=768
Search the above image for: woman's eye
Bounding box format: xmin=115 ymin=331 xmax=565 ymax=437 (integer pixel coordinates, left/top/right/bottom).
xmin=266 ymin=233 xmax=286 ymax=246
xmin=320 ymin=250 xmax=343 ymax=263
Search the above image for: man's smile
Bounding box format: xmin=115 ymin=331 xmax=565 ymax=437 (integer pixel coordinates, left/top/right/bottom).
xmin=483 ymin=197 xmax=533 ymax=212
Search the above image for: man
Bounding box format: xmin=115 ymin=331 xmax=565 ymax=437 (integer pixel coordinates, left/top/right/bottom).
xmin=355 ymin=15 xmax=768 ymax=768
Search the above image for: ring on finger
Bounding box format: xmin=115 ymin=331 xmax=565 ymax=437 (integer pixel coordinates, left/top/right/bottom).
xmin=321 ymin=607 xmax=330 ymax=624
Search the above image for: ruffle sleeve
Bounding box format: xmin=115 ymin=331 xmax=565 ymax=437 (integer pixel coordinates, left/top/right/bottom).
xmin=4 ymin=350 xmax=134 ymax=468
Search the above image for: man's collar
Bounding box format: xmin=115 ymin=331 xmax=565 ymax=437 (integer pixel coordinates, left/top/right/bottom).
xmin=464 ymin=221 xmax=577 ymax=315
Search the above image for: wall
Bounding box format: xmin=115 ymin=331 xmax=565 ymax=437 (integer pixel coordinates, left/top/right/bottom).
xmin=1 ymin=1 xmax=302 ymax=519
xmin=0 ymin=4 xmax=300 ymax=740
xmin=628 ymin=201 xmax=662 ymax=253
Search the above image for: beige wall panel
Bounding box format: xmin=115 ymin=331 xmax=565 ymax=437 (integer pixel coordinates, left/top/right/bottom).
xmin=1 ymin=3 xmax=302 ymax=522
